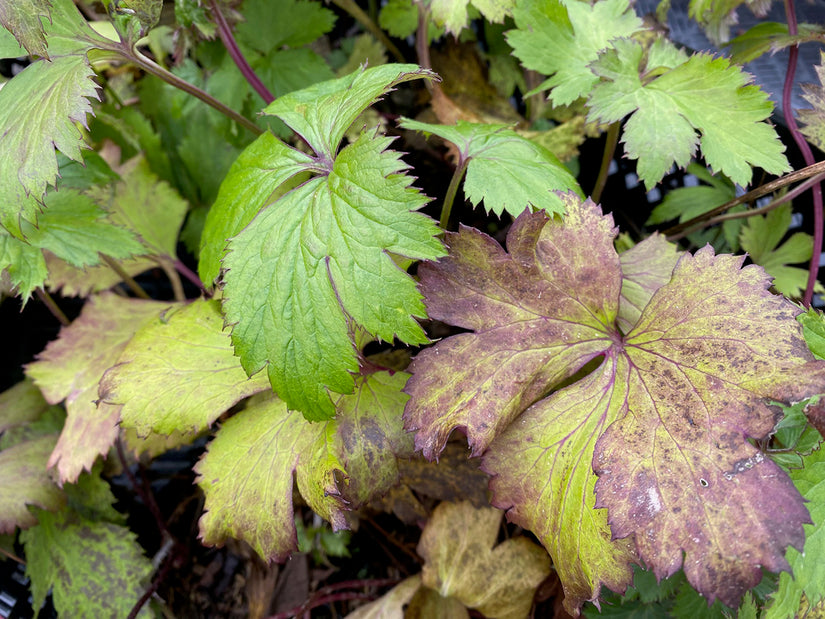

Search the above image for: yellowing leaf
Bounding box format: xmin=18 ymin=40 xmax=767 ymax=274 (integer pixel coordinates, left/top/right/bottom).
xmin=100 ymin=299 xmax=270 ymax=436
xmin=0 ymin=435 xmax=65 ymax=532
xmin=418 ymin=501 xmax=551 ymax=619
xmin=26 ymin=293 xmax=167 ymax=483
xmin=195 ymin=371 xmax=414 ymax=561
xmin=21 ymin=509 xmax=153 ymax=618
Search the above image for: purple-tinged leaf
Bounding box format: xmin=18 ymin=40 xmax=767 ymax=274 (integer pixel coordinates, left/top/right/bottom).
xmin=407 ymin=194 xmax=825 ymax=611
xmin=617 ymin=233 xmax=681 ymax=333
xmin=26 ymin=293 xmax=166 ymax=483
xmin=0 ymin=0 xmax=51 ymax=58
xmin=404 ymin=195 xmax=620 ymax=459
xmin=595 ymin=248 xmax=824 ymax=607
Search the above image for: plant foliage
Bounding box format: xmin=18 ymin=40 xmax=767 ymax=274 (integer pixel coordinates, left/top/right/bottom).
xmin=1 ymin=0 xmax=825 ymax=616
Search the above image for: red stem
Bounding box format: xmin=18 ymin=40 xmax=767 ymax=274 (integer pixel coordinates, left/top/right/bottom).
xmin=209 ymin=0 xmax=275 ymax=104
xmin=783 ymin=0 xmax=823 ymax=306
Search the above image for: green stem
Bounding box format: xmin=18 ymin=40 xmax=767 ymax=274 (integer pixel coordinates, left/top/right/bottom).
xmin=102 ymin=255 xmax=151 ymax=299
xmin=591 ymin=122 xmax=620 ymax=204
xmin=330 ymin=0 xmax=405 ymax=63
xmin=156 ymin=258 xmax=185 ymax=302
xmin=440 ymin=158 xmax=470 ymax=230
xmin=35 ymin=288 xmax=70 ymax=327
xmin=111 ymin=43 xmax=263 ymax=136
xmin=662 ymin=159 xmax=825 ymax=237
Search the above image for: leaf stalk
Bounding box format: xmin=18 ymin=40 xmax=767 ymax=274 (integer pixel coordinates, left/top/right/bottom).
xmin=663 ymin=160 xmax=825 ymax=239
xmin=440 ymin=157 xmax=470 ymax=229
xmin=35 ymin=288 xmax=70 ymax=327
xmin=782 ymin=0 xmax=823 ymax=307
xmin=591 ymin=122 xmax=620 ymax=204
xmin=208 ymin=0 xmax=275 ymax=104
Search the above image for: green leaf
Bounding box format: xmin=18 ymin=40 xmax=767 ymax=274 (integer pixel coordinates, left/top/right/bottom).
xmin=23 ymin=189 xmax=145 ymax=267
xmin=799 ymin=307 xmax=825 ymax=360
xmin=0 ymin=0 xmax=112 ymax=237
xmin=428 ymin=0 xmax=515 ymax=36
xmin=799 ymin=51 xmax=825 ymax=152
xmin=739 ymin=204 xmax=822 ymax=299
xmin=507 ymin=0 xmax=643 ymax=106
xmin=199 ymin=131 xmax=314 ymax=285
xmin=65 ymin=467 xmax=126 ymax=524
xmin=0 ymin=230 xmax=47 ymax=300
xmin=0 ymin=21 xmax=25 ymax=58
xmin=224 ymin=106 xmax=443 ymax=419
xmin=235 ymin=0 xmax=336 ymax=54
xmin=21 ymin=509 xmax=153 ymax=618
xmin=399 ymin=119 xmax=582 ymax=217
xmin=0 ymin=435 xmax=65 ymax=533
xmin=406 ymin=195 xmax=825 ymax=612
xmin=44 ymin=254 xmax=159 ymax=297
xmin=589 ymin=39 xmax=791 ymax=188
xmin=417 ymin=501 xmax=551 ymax=618
xmin=0 ymin=0 xmax=51 ymax=57
xmin=26 ymin=293 xmax=167 ymax=483
xmin=100 ymin=299 xmax=270 ymax=436
xmin=195 ymin=371 xmax=414 ymax=561
xmin=764 ymin=447 xmax=825 ymax=619
xmin=263 ymin=63 xmax=436 ymax=161
xmin=728 ymin=22 xmax=825 ymax=64
xmin=0 ymin=55 xmax=99 ymax=237
xmin=89 ymin=157 xmax=189 ymax=259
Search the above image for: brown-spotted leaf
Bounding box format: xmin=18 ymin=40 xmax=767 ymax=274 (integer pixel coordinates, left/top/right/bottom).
xmin=195 ymin=371 xmax=414 ymax=561
xmin=417 ymin=501 xmax=551 ymax=619
xmin=404 ymin=195 xmax=620 ymax=459
xmin=593 ymin=248 xmax=825 ymax=607
xmin=799 ymin=50 xmax=825 ymax=152
xmin=407 ymin=194 xmax=825 ymax=612
xmin=25 ymin=293 xmax=167 ymax=483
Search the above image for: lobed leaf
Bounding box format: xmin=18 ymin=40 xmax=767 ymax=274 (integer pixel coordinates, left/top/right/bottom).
xmin=764 ymin=447 xmax=825 ymax=619
xmin=739 ymin=204 xmax=822 ymax=298
xmin=428 ymin=0 xmax=515 ymax=37
xmin=223 ymin=131 xmax=443 ymax=419
xmin=417 ymin=501 xmax=551 ymax=619
xmin=0 ymin=0 xmax=112 ymax=237
xmin=0 ymin=230 xmax=48 ymax=300
xmin=236 ymin=0 xmax=336 ymax=54
xmin=400 ymin=119 xmax=581 ymax=218
xmin=588 ymin=39 xmax=790 ymax=188
xmin=21 ymin=509 xmax=153 ymax=618
xmin=196 ymin=371 xmax=414 ymax=562
xmin=405 ymin=196 xmax=620 ymax=459
xmin=199 ymin=132 xmax=314 ymax=286
xmin=26 ymin=293 xmax=167 ymax=483
xmin=262 ymin=63 xmax=437 ymax=160
xmin=408 ymin=194 xmax=825 ymax=611
xmin=100 ymin=299 xmax=270 ymax=436
xmin=506 ymin=0 xmax=643 ymax=106
xmin=0 ymin=435 xmax=65 ymax=533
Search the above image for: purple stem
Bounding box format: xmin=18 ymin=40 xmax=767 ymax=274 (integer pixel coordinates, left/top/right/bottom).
xmin=209 ymin=0 xmax=275 ymax=104
xmin=174 ymin=259 xmax=206 ymax=294
xmin=783 ymin=0 xmax=823 ymax=306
